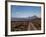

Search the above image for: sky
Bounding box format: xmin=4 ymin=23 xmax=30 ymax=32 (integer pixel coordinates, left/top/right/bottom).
xmin=11 ymin=5 xmax=41 ymax=18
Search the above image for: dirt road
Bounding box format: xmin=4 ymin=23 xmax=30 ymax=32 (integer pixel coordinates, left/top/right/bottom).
xmin=28 ymin=22 xmax=37 ymax=30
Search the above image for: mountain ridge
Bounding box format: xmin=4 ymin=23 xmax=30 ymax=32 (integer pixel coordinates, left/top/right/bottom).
xmin=11 ymin=16 xmax=41 ymax=21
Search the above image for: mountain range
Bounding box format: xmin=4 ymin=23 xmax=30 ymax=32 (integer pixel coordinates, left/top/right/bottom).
xmin=11 ymin=16 xmax=41 ymax=21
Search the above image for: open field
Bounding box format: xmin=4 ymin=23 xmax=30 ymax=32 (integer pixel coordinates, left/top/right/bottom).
xmin=11 ymin=18 xmax=41 ymax=31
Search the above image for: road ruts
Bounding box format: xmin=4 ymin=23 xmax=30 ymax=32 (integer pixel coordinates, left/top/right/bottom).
xmin=27 ymin=22 xmax=37 ymax=30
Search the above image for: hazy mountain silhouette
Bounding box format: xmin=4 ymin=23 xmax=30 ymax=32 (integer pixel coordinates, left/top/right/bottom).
xmin=11 ymin=16 xmax=40 ymax=21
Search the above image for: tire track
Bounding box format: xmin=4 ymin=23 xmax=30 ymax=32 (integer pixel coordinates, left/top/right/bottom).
xmin=28 ymin=22 xmax=37 ymax=30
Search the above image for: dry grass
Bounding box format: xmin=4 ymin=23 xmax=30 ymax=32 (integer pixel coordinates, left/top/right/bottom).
xmin=11 ymin=21 xmax=29 ymax=31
